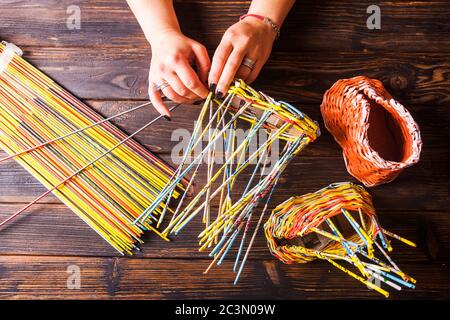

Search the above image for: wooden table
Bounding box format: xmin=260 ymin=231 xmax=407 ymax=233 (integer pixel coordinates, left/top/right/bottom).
xmin=0 ymin=0 xmax=448 ymax=299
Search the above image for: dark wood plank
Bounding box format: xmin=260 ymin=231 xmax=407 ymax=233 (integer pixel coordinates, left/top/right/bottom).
xmin=0 ymin=1 xmax=448 ymax=52
xmin=15 ymin=47 xmax=449 ymax=106
xmin=0 ymin=98 xmax=442 ymax=159
xmin=0 ymin=0 xmax=448 ymax=301
xmin=0 ymin=255 xmax=448 ymax=299
xmin=0 ymin=147 xmax=447 ymax=211
xmin=0 ymin=96 xmax=446 ymax=261
xmin=1 ymin=200 xmax=449 ymax=264
xmin=0 ymin=97 xmax=447 ymax=211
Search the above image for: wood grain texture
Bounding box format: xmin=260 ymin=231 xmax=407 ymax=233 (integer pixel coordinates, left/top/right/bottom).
xmin=1 ymin=256 xmax=449 ymax=299
xmin=0 ymin=1 xmax=448 ymax=52
xmin=0 ymin=0 xmax=449 ymax=300
xmin=0 ymin=147 xmax=447 ymax=211
xmin=16 ymin=47 xmax=450 ymax=105
xmin=1 ymin=202 xmax=449 ymax=263
xmin=0 ymin=100 xmax=447 ymax=211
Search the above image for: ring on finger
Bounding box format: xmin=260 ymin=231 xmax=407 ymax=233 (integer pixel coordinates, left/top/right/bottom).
xmin=242 ymin=57 xmax=256 ymax=70
xmin=153 ymin=80 xmax=170 ymax=92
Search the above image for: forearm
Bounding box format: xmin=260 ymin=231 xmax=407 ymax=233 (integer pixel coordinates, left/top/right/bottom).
xmin=126 ymin=0 xmax=180 ymax=44
xmin=248 ymin=0 xmax=296 ymax=26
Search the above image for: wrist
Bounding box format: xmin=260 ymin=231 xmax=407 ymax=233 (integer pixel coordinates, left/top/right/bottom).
xmin=240 ymin=14 xmax=280 ymax=39
xmin=145 ymin=27 xmax=182 ymax=46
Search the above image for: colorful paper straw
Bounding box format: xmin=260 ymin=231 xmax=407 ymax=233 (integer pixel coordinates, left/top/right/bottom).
xmin=264 ymin=182 xmax=416 ymax=297
xmin=0 ymin=41 xmax=185 ymax=254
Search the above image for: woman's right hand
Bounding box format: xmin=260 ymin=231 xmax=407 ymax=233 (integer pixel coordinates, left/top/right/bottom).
xmin=148 ymin=30 xmax=210 ymax=118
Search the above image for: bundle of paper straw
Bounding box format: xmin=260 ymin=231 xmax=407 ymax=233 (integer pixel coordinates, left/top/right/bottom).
xmin=0 ymin=41 xmax=185 ymax=254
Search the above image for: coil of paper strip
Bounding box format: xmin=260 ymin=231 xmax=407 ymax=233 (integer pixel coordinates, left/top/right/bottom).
xmin=321 ymin=76 xmax=422 ymax=187
xmin=265 ymin=182 xmax=416 ymax=297
xmin=135 ymin=79 xmax=320 ymax=282
xmin=0 ymin=41 xmax=185 ymax=254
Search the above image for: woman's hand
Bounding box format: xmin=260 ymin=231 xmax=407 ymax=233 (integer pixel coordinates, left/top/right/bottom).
xmin=148 ymin=30 xmax=210 ymax=117
xmin=208 ymin=18 xmax=277 ymax=97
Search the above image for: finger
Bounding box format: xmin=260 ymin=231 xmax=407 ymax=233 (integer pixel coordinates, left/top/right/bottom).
xmin=208 ymin=41 xmax=232 ymax=90
xmin=161 ymin=85 xmax=194 ymax=104
xmin=148 ymin=84 xmax=171 ymax=118
xmin=165 ymin=71 xmax=197 ymax=100
xmin=235 ymin=54 xmax=255 ymax=81
xmin=191 ymin=44 xmax=211 ymax=84
xmin=175 ymin=59 xmax=209 ymax=99
xmin=216 ymin=48 xmax=246 ymax=97
xmin=246 ymin=60 xmax=265 ymax=84
xmin=235 ymin=65 xmax=252 ymax=81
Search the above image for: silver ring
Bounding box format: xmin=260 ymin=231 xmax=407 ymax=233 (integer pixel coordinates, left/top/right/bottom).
xmin=153 ymin=81 xmax=170 ymax=92
xmin=242 ymin=57 xmax=256 ymax=70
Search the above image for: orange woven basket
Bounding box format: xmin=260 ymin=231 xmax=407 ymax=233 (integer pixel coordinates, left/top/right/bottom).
xmin=321 ymin=76 xmax=422 ymax=187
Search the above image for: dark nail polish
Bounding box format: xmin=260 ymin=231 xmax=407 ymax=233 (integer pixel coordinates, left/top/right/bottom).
xmin=209 ymin=83 xmax=216 ymax=92
xmin=193 ymin=100 xmax=202 ymax=105
xmin=164 ymin=115 xmax=171 ymax=121
xmin=216 ymin=91 xmax=223 ymax=100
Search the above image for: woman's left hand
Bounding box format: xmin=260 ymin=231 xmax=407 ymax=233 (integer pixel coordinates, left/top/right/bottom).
xmin=208 ymin=17 xmax=277 ymax=97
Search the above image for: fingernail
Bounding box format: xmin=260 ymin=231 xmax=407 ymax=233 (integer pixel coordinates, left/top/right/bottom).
xmin=164 ymin=115 xmax=171 ymax=121
xmin=193 ymin=100 xmax=202 ymax=105
xmin=216 ymin=91 xmax=223 ymax=100
xmin=209 ymin=83 xmax=216 ymax=92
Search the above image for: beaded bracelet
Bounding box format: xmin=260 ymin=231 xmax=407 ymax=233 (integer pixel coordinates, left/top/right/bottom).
xmin=240 ymin=14 xmax=281 ymax=39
